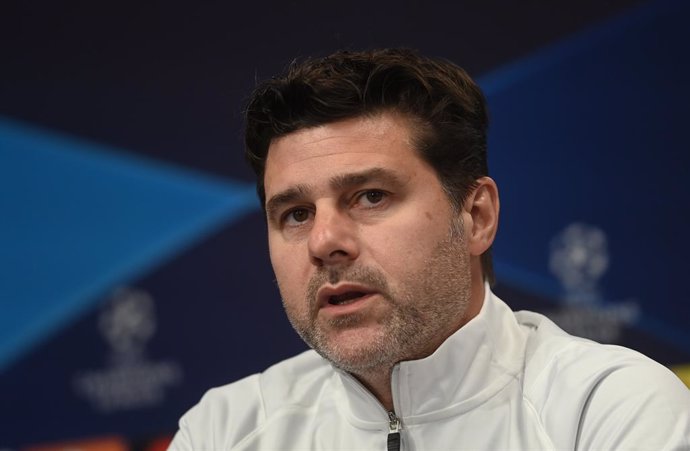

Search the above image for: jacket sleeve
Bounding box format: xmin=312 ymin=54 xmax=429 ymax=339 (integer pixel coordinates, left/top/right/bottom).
xmin=166 ymin=375 xmax=266 ymax=451
xmin=167 ymin=416 xmax=193 ymax=451
xmin=575 ymin=360 xmax=690 ymax=451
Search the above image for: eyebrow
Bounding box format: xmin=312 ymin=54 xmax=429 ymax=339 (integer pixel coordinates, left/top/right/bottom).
xmin=265 ymin=167 xmax=405 ymax=222
xmin=265 ymin=183 xmax=312 ymax=223
xmin=329 ymin=167 xmax=404 ymax=191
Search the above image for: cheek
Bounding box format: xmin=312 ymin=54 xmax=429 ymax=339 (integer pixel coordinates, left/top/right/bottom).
xmin=269 ymin=241 xmax=308 ymax=294
xmin=368 ymin=212 xmax=450 ymax=274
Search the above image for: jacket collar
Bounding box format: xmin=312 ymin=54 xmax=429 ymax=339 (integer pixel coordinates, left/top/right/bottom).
xmin=334 ymin=284 xmax=527 ymax=429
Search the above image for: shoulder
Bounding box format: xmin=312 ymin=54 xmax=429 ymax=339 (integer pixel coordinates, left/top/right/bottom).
xmin=516 ymin=310 xmax=690 ymax=450
xmin=170 ymin=350 xmax=334 ymax=450
xmin=515 ymin=309 xmax=686 ymax=397
xmin=516 ymin=310 xmax=662 ymax=389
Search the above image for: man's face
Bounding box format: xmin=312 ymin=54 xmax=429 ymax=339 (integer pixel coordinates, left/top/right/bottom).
xmin=264 ymin=113 xmax=474 ymax=375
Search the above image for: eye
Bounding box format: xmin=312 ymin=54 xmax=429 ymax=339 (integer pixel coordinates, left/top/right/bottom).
xmin=358 ymin=190 xmax=386 ymax=206
xmin=283 ymin=208 xmax=311 ymax=226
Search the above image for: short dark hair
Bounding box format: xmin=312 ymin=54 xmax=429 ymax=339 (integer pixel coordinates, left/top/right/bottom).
xmin=244 ymin=48 xmax=493 ymax=284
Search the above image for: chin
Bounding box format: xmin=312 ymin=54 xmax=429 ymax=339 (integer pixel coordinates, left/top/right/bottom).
xmin=317 ymin=329 xmax=396 ymax=374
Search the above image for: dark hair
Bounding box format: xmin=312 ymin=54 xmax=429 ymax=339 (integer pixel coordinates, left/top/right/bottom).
xmin=244 ymin=48 xmax=493 ymax=284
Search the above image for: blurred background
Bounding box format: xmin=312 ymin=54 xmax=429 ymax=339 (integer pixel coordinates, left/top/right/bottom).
xmin=1 ymin=0 xmax=689 ymax=448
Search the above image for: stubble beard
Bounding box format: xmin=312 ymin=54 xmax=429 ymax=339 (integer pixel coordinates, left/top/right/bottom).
xmin=281 ymin=218 xmax=472 ymax=377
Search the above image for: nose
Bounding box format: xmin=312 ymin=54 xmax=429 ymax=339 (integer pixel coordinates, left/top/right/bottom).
xmin=308 ymin=209 xmax=359 ymax=267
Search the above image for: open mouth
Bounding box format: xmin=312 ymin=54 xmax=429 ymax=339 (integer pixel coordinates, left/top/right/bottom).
xmin=328 ymin=291 xmax=367 ymax=306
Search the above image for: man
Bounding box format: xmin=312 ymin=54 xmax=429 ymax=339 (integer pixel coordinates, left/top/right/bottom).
xmin=170 ymin=49 xmax=690 ymax=450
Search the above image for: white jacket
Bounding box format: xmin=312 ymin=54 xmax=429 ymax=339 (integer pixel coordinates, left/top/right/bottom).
xmin=170 ymin=288 xmax=690 ymax=450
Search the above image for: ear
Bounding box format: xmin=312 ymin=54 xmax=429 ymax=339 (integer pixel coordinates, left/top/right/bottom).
xmin=461 ymin=177 xmax=500 ymax=256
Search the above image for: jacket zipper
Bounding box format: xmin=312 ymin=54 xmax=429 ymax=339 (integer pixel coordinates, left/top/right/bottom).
xmin=387 ymin=410 xmax=401 ymax=451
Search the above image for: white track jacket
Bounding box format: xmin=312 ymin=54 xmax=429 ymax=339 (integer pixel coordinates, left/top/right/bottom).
xmin=170 ymin=288 xmax=690 ymax=450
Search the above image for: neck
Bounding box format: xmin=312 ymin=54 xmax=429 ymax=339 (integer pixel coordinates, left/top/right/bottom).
xmin=353 ymin=367 xmax=395 ymax=411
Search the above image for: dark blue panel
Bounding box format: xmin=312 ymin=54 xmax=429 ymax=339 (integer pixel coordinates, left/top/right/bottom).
xmin=483 ymin=0 xmax=690 ymax=345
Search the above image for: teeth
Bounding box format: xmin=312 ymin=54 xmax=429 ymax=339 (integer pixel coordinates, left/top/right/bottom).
xmin=329 ymin=291 xmax=365 ymax=305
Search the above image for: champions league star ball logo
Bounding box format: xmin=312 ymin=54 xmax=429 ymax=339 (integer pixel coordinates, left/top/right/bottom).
xmin=546 ymin=223 xmax=639 ymax=343
xmin=549 ymin=223 xmax=609 ymax=305
xmin=99 ymin=287 xmax=157 ymax=363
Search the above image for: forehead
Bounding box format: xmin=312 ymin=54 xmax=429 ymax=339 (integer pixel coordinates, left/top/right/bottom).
xmin=263 ymin=113 xmax=425 ymax=197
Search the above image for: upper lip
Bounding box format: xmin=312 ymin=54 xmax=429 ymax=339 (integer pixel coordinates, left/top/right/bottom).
xmin=316 ymin=283 xmax=378 ymax=307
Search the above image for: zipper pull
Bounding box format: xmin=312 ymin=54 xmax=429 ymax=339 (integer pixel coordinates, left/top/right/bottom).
xmin=387 ymin=411 xmax=401 ymax=451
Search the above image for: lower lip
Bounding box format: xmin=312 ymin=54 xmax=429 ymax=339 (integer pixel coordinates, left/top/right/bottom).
xmin=321 ymin=293 xmax=377 ymax=315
